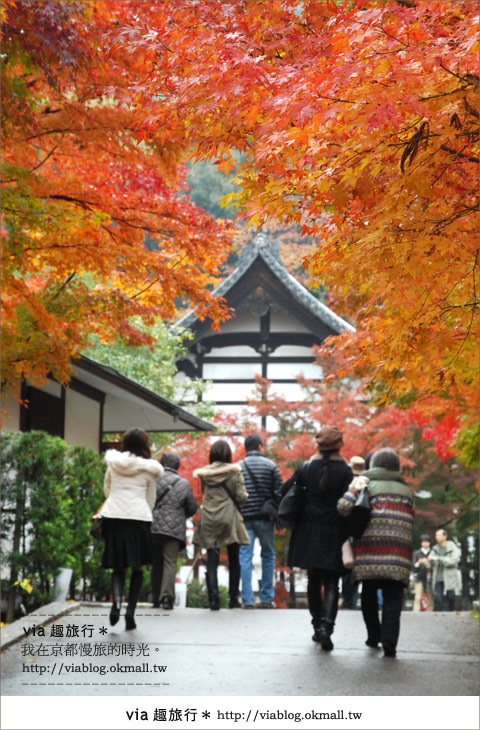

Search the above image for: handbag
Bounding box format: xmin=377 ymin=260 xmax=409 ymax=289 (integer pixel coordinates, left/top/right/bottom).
xmin=90 ymin=515 xmax=104 ymax=540
xmin=242 ymin=461 xmax=278 ymax=521
xmin=276 ymin=464 xmax=307 ymax=530
xmin=342 ymin=539 xmax=355 ymax=570
xmin=346 ymin=486 xmax=372 ymax=539
xmin=90 ymin=500 xmax=106 ymax=540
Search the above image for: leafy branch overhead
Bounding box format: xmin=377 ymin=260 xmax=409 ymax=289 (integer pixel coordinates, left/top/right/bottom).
xmin=111 ymin=0 xmax=478 ymax=448
xmin=1 ymin=2 xmax=233 ymax=394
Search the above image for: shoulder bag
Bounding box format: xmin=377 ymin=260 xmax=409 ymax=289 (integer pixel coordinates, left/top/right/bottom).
xmin=220 ymin=483 xmax=243 ymax=515
xmin=242 ymin=460 xmax=278 ymax=521
xmin=346 ymin=486 xmax=372 ymax=539
xmin=342 ymin=539 xmax=355 ymax=570
xmin=276 ymin=464 xmax=307 ymax=531
xmin=153 ymin=476 xmax=181 ymax=511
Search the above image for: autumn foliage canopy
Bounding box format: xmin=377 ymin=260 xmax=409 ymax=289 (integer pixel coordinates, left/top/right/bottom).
xmin=1 ymin=1 xmax=232 ymax=393
xmin=2 ymin=1 xmax=478 ymax=460
xmin=110 ymin=0 xmax=478 ymax=444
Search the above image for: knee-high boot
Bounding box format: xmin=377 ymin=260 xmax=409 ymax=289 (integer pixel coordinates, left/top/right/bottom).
xmin=318 ymin=576 xmax=339 ymax=651
xmin=110 ymin=569 xmax=125 ymax=626
xmin=228 ymin=544 xmax=241 ymax=608
xmin=206 ymin=550 xmax=220 ymax=611
xmin=125 ymin=570 xmax=143 ymax=630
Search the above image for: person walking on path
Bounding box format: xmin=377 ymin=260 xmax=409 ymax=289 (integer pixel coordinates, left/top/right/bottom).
xmin=341 ymin=455 xmax=367 ymax=610
xmin=337 ymin=447 xmax=413 ymax=658
xmin=412 ymin=534 xmax=434 ymax=612
xmin=101 ymin=428 xmax=162 ymax=630
xmin=193 ymin=440 xmax=250 ymax=610
xmin=431 ymin=528 xmax=460 ymax=611
xmin=283 ymin=426 xmax=353 ymax=650
xmin=151 ymin=452 xmax=198 ymax=610
xmin=238 ymin=434 xmax=283 ymax=609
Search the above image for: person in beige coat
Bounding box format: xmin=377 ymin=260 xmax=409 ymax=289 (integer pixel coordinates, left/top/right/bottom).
xmin=193 ymin=440 xmax=250 ymax=610
xmin=100 ymin=428 xmax=162 ymax=630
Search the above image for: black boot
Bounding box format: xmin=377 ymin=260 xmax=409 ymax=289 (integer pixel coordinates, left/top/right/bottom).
xmin=125 ymin=570 xmax=143 ymax=630
xmin=228 ymin=543 xmax=241 ymax=608
xmin=206 ymin=569 xmax=220 ymax=610
xmin=206 ymin=549 xmax=220 ymax=610
xmin=311 ymin=613 xmax=322 ymax=643
xmin=318 ymin=620 xmax=334 ymax=651
xmin=318 ymin=574 xmax=339 ymax=650
xmin=110 ymin=570 xmax=125 ymax=626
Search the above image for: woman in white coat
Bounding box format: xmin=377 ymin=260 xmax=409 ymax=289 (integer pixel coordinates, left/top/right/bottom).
xmin=101 ymin=428 xmax=163 ymax=629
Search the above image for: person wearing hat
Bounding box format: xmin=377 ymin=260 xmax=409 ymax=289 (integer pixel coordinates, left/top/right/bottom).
xmin=337 ymin=447 xmax=413 ymax=657
xmin=281 ymin=425 xmax=353 ymax=650
xmin=412 ymin=534 xmax=434 ymax=611
xmin=340 ymin=456 xmax=367 ymax=611
xmin=349 ymin=455 xmax=366 ymax=476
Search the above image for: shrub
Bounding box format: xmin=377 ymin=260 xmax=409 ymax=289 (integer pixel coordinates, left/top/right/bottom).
xmin=1 ymin=431 xmax=106 ymax=621
xmin=186 ymin=580 xmax=229 ymax=608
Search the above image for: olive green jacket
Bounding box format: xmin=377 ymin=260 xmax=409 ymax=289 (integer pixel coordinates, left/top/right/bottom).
xmin=193 ymin=462 xmax=250 ymax=549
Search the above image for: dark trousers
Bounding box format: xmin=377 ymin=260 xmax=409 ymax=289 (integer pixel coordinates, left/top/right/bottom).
xmin=206 ymin=544 xmax=240 ymax=603
xmin=434 ymin=581 xmax=456 ymax=611
xmin=307 ymin=568 xmax=340 ymax=634
xmin=361 ymin=579 xmax=404 ymax=649
xmin=151 ymin=534 xmax=182 ymax=602
xmin=341 ymin=572 xmax=359 ymax=609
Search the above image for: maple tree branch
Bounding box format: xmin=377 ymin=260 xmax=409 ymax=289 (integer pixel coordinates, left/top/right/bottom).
xmin=431 ymin=205 xmax=478 ymax=232
xmin=440 ymin=301 xmax=479 ymax=313
xmin=439 ymin=63 xmax=478 ymax=85
xmin=439 ymin=145 xmax=479 ymax=164
xmin=354 ymin=20 xmax=409 ymax=48
xmin=30 ymin=146 xmax=58 ymax=173
xmin=444 ymin=302 xmax=477 ymax=371
xmin=52 ymin=272 xmax=77 ymax=300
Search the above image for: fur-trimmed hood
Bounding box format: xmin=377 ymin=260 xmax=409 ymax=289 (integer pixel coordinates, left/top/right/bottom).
xmin=193 ymin=461 xmax=242 ymax=486
xmin=105 ymin=449 xmax=163 ymax=479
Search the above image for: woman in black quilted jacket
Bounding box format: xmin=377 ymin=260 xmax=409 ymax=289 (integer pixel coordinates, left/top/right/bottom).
xmin=282 ymin=426 xmax=353 ymax=650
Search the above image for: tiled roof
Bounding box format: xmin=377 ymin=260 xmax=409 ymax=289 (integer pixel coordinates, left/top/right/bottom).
xmin=176 ymin=232 xmax=355 ymax=334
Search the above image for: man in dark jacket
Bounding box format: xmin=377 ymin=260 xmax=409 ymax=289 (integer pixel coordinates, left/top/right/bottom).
xmin=238 ymin=434 xmax=283 ymax=608
xmin=151 ymin=453 xmax=197 ymax=610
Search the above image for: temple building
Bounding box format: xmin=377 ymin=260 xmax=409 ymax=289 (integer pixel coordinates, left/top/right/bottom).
xmin=175 ymin=233 xmax=354 ymax=430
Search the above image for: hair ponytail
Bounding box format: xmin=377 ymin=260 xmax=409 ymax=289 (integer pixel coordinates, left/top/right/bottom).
xmin=317 ymin=452 xmax=331 ymax=497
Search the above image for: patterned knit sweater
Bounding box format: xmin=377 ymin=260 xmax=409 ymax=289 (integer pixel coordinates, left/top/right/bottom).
xmin=337 ymin=467 xmax=414 ymax=585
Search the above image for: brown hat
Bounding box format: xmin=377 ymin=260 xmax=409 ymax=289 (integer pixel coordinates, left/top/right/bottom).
xmin=349 ymin=455 xmax=365 ymax=475
xmin=315 ymin=426 xmax=344 ymax=451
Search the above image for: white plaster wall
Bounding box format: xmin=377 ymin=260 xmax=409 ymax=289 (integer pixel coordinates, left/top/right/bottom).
xmin=267 ymin=382 xmax=308 ymax=401
xmin=64 ymin=390 xmax=100 ymax=451
xmin=269 ymin=310 xmax=310 ymax=333
xmin=209 ymin=382 xmax=258 ymax=403
xmin=1 ymin=392 xmax=20 ymax=432
xmin=218 ymin=311 xmax=259 ymax=333
xmin=207 ymin=345 xmax=257 ymax=357
xmin=267 ymin=362 xmax=322 ymax=380
xmin=273 ymin=345 xmax=314 ymax=357
xmin=203 ymin=361 xmax=262 ymax=380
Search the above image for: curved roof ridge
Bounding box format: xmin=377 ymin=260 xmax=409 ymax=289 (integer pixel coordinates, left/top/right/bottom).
xmin=176 ymin=233 xmax=354 ymax=334
xmin=258 ymin=245 xmax=355 ymax=334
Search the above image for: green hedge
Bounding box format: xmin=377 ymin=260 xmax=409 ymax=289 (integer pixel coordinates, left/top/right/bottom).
xmin=1 ymin=431 xmax=109 ymax=622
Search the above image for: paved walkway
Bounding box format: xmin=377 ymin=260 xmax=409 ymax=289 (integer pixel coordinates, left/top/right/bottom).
xmin=1 ymin=602 xmax=478 ymax=696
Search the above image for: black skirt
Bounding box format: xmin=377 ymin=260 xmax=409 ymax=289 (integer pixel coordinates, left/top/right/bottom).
xmin=102 ymin=518 xmax=153 ymax=569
